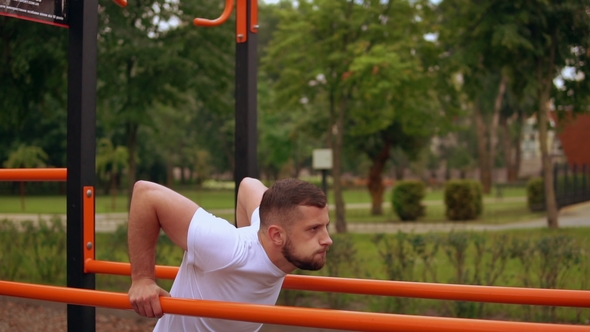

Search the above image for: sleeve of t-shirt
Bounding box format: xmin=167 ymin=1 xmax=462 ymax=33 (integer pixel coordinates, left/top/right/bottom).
xmin=185 ymin=208 xmax=240 ymax=272
xmin=250 ymin=207 xmax=261 ymax=230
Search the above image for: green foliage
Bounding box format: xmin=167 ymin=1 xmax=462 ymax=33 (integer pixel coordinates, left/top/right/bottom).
xmin=372 ymin=232 xmax=417 ymax=313
xmin=444 ymin=180 xmax=483 ymax=221
xmin=323 ymin=233 xmax=359 ymax=309
xmin=23 ymin=217 xmax=66 ymax=284
xmin=391 ymin=180 xmax=426 ymax=221
xmin=3 ymin=145 xmax=48 ymax=168
xmin=527 ymin=177 xmax=545 ymax=212
xmin=0 ymin=219 xmax=25 ymax=280
xmin=0 ymin=17 xmax=68 ymax=167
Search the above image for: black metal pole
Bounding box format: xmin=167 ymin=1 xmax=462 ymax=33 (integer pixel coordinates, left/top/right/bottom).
xmin=67 ymin=0 xmax=98 ymax=328
xmin=234 ymin=0 xmax=258 ymax=219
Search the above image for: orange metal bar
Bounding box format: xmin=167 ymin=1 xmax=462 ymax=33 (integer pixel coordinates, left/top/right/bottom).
xmin=0 ymin=168 xmax=67 ymax=181
xmin=85 ymin=259 xmax=590 ymax=308
xmin=250 ymin=0 xmax=258 ymax=33
xmin=193 ymin=0 xmax=234 ymax=27
xmin=0 ymin=280 xmax=587 ymax=332
xmin=85 ymin=259 xmax=178 ymax=280
xmin=112 ymin=0 xmax=127 ymax=7
xmin=236 ymin=0 xmax=247 ymax=42
xmin=83 ymin=186 xmax=95 ymax=270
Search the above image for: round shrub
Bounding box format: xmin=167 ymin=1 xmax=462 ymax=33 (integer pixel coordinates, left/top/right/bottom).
xmin=391 ymin=180 xmax=426 ymax=221
xmin=527 ymin=177 xmax=545 ymax=212
xmin=444 ymin=180 xmax=483 ymax=221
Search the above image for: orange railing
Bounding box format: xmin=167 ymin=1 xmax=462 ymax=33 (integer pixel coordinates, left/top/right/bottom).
xmin=0 ymin=168 xmax=67 ymax=181
xmin=3 ymin=167 xmax=590 ymax=331
xmin=0 ymin=280 xmax=588 ymax=332
xmin=84 ymin=259 xmax=590 ymax=308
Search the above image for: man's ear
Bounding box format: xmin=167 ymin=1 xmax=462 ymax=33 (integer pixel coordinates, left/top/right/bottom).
xmin=267 ymin=225 xmax=285 ymax=246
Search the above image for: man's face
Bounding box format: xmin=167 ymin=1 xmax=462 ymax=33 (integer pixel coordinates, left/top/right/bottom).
xmin=281 ymin=205 xmax=332 ymax=271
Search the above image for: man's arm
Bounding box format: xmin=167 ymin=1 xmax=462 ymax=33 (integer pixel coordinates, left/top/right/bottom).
xmin=236 ymin=177 xmax=267 ymax=227
xmin=127 ymin=180 xmax=199 ymax=318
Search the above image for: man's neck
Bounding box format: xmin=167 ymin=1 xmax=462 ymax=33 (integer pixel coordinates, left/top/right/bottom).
xmin=258 ymin=232 xmax=294 ymax=274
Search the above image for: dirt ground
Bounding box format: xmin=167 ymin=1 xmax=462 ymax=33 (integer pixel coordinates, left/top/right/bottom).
xmin=0 ymin=296 xmax=346 ymax=332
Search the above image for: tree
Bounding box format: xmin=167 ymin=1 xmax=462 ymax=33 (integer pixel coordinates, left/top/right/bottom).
xmin=96 ymin=138 xmax=129 ymax=210
xmin=526 ymin=0 xmax=590 ymax=228
xmin=97 ymin=0 xmax=234 ymax=202
xmin=3 ymin=145 xmax=48 ymax=210
xmin=263 ymin=0 xmax=442 ymax=231
xmin=0 ymin=17 xmax=68 ymax=167
xmin=438 ymin=0 xmax=590 ymax=227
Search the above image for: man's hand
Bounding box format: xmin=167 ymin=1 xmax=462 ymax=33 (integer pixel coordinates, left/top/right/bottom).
xmin=128 ymin=278 xmax=171 ymax=318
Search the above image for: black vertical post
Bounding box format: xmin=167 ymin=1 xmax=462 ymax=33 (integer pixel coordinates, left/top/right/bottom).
xmin=67 ymin=0 xmax=98 ymax=328
xmin=234 ymin=0 xmax=258 ymax=215
xmin=573 ymin=164 xmax=578 ymax=202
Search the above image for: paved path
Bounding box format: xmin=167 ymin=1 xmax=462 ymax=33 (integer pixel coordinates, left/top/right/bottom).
xmin=1 ymin=198 xmax=588 ymax=234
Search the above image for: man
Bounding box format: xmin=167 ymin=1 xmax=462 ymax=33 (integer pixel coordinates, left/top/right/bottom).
xmin=127 ymin=177 xmax=332 ymax=331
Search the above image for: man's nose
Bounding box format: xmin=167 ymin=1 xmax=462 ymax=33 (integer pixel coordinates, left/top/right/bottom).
xmin=321 ymin=230 xmax=333 ymax=246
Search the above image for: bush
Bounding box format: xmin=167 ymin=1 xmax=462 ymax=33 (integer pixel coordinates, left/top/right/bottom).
xmin=391 ymin=180 xmax=426 ymax=221
xmin=444 ymin=180 xmax=483 ymax=221
xmin=527 ymin=177 xmax=545 ymax=212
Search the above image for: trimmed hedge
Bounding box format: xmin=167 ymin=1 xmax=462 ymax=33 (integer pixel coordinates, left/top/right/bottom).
xmin=444 ymin=180 xmax=483 ymax=221
xmin=391 ymin=180 xmax=426 ymax=221
xmin=527 ymin=177 xmax=545 ymax=212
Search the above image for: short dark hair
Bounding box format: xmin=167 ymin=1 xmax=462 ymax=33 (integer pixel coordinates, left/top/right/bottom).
xmin=259 ymin=178 xmax=327 ymax=230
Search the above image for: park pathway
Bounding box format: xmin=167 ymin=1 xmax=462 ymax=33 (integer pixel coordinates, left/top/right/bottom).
xmin=1 ymin=197 xmax=589 ymax=233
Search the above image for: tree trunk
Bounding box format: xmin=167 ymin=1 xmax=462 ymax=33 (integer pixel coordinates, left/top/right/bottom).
xmin=474 ymin=104 xmax=491 ymax=193
xmin=395 ymin=166 xmax=405 ymax=180
xmin=331 ymin=92 xmax=347 ymax=233
xmin=367 ymin=142 xmax=391 ymax=215
xmin=500 ymin=114 xmax=514 ymax=182
xmin=489 ymin=75 xmax=508 ymax=187
xmin=512 ymin=111 xmax=523 ymax=181
xmin=537 ymin=38 xmax=558 ymax=228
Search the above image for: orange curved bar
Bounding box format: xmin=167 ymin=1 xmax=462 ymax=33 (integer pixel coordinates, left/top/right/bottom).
xmin=0 ymin=280 xmax=587 ymax=332
xmin=193 ymin=0 xmax=234 ymax=27
xmin=85 ymin=259 xmax=590 ymax=308
xmin=0 ymin=168 xmax=67 ymax=181
xmin=112 ymin=0 xmax=127 ymax=7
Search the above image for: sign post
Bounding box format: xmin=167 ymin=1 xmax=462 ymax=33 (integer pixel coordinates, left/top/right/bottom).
xmin=312 ymin=149 xmax=332 ymax=196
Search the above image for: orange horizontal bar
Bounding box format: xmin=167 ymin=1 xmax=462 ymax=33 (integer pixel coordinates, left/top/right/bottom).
xmin=85 ymin=259 xmax=590 ymax=308
xmin=86 ymin=259 xmax=178 ymax=280
xmin=0 ymin=280 xmax=587 ymax=332
xmin=0 ymin=168 xmax=67 ymax=181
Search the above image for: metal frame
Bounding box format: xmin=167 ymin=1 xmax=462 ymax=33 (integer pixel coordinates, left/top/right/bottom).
xmin=66 ymin=0 xmax=98 ymax=328
xmin=234 ymin=0 xmax=259 ymax=205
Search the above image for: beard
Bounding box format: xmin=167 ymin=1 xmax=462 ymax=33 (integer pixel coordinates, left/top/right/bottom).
xmin=282 ymin=236 xmax=327 ymax=271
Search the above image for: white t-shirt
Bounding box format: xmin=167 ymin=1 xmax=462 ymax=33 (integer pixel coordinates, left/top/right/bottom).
xmin=153 ymin=207 xmax=286 ymax=332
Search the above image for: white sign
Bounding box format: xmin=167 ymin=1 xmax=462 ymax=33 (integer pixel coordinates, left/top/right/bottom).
xmin=312 ymin=149 xmax=332 ymax=170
